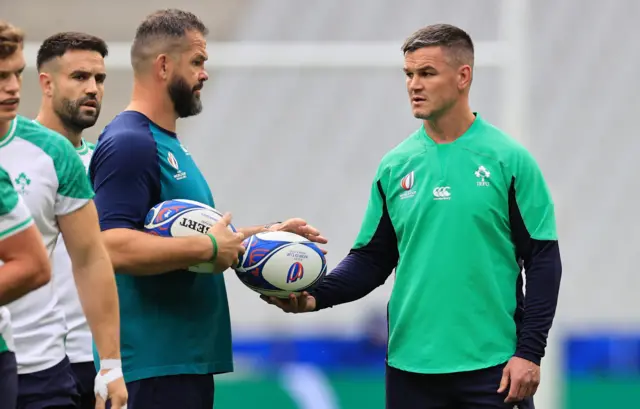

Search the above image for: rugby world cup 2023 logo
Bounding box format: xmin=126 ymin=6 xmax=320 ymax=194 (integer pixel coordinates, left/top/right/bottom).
xmin=400 ymin=171 xmax=416 ymax=200
xmin=286 ymin=262 xmax=304 ymax=284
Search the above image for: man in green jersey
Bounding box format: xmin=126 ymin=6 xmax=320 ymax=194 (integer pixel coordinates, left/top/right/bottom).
xmin=0 ymin=164 xmax=51 ymax=409
xmin=0 ymin=20 xmax=127 ymax=409
xmin=263 ymin=24 xmax=562 ymax=409
xmin=35 ymin=31 xmax=109 ymax=409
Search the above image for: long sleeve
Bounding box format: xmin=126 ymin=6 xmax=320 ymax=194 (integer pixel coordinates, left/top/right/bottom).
xmin=508 ymin=150 xmax=563 ymax=365
xmin=311 ymin=180 xmax=398 ymax=310
xmin=513 ymin=238 xmax=562 ymax=364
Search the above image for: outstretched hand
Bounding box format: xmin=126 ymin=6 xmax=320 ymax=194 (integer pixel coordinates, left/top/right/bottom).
xmin=268 ymin=218 xmax=328 ymax=253
xmin=260 ymin=291 xmax=316 ymax=313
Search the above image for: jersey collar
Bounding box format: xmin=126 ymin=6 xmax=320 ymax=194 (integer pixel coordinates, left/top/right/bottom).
xmin=76 ymin=139 xmax=90 ymax=155
xmin=0 ymin=117 xmax=18 ymax=148
xmin=420 ymin=112 xmax=482 ymax=146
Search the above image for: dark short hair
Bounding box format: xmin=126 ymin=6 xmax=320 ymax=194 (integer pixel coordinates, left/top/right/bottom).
xmin=401 ymin=24 xmax=474 ymax=67
xmin=37 ymin=32 xmax=108 ymax=71
xmin=131 ymin=9 xmax=208 ymax=71
xmin=0 ymin=21 xmax=24 ymax=60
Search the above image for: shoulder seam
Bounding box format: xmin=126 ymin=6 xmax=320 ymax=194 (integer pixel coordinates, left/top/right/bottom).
xmin=381 ymin=130 xmax=426 ymax=161
xmin=380 ymin=147 xmax=429 ymax=172
xmin=459 ymin=146 xmax=504 ymax=164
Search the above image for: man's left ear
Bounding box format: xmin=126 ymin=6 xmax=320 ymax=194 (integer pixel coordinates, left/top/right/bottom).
xmin=38 ymin=72 xmax=54 ymax=97
xmin=459 ymin=65 xmax=472 ymax=90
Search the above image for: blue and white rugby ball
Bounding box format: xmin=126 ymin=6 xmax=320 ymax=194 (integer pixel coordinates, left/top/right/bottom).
xmin=143 ymin=199 xmax=235 ymax=273
xmin=234 ymin=231 xmax=327 ymax=298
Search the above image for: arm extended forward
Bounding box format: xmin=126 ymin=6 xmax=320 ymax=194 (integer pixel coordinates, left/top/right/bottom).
xmin=311 ymin=180 xmax=398 ymax=309
xmin=264 ymin=179 xmax=398 ymax=313
xmin=311 ymin=243 xmax=396 ymax=310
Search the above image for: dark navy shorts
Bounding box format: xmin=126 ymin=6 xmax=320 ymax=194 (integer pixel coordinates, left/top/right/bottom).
xmin=106 ymin=374 xmax=214 ymax=409
xmin=70 ymin=362 xmax=96 ymax=409
xmin=0 ymin=351 xmax=18 ymax=409
xmin=17 ymin=356 xmax=79 ymax=409
xmin=386 ymin=361 xmax=535 ymax=409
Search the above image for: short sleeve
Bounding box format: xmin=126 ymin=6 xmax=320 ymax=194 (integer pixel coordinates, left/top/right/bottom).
xmin=0 ymin=166 xmax=33 ymax=240
xmin=512 ymin=150 xmax=557 ymax=241
xmin=54 ymin=137 xmax=94 ymax=216
xmin=89 ymin=131 xmax=160 ymax=231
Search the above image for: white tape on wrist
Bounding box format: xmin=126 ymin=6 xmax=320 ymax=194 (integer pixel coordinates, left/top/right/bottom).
xmin=100 ymin=359 xmax=122 ymax=370
xmin=94 ymin=366 xmax=126 ymax=409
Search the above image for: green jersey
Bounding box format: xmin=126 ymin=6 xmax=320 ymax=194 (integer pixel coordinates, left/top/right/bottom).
xmin=0 ymin=166 xmax=33 ymax=240
xmin=0 ymin=165 xmax=34 ymax=353
xmin=313 ymin=114 xmax=559 ymax=374
xmin=0 ymin=115 xmax=95 ymax=373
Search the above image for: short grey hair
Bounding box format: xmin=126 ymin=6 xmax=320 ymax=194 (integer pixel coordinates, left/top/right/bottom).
xmin=131 ymin=9 xmax=208 ymax=72
xmin=401 ymin=24 xmax=474 ymax=67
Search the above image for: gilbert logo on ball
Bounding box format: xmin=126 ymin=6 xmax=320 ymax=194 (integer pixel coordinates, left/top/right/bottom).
xmin=143 ymin=199 xmax=236 ymax=273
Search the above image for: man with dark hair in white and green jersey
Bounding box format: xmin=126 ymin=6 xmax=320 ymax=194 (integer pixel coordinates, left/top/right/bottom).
xmin=34 ymin=30 xmax=110 ymax=409
xmin=263 ymin=23 xmax=562 ymax=409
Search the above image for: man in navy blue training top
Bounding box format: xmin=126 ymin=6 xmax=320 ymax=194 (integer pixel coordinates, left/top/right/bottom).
xmin=89 ymin=8 xmax=328 ymax=409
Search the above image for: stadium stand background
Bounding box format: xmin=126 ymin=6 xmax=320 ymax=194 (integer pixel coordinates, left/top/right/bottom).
xmin=5 ymin=0 xmax=640 ymax=407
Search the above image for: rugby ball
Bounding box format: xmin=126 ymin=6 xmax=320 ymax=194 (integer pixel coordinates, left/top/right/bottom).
xmin=234 ymin=231 xmax=327 ymax=298
xmin=143 ymin=199 xmax=235 ymax=273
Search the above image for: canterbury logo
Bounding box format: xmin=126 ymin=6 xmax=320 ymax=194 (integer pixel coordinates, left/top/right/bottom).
xmin=432 ymin=186 xmax=451 ymax=200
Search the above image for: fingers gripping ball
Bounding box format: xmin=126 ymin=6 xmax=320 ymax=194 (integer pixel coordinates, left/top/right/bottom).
xmin=234 ymin=231 xmax=327 ymax=298
xmin=143 ymin=199 xmax=235 ymax=272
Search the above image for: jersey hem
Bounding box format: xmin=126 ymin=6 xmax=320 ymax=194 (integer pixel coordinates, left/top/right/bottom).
xmin=386 ymin=353 xmax=512 ymax=375
xmin=122 ymin=361 xmax=234 ymax=383
xmin=68 ymin=354 xmax=94 ymax=364
xmin=66 ymin=341 xmax=93 ymax=363
xmin=99 ymin=221 xmax=139 ymax=231
xmin=17 ymin=352 xmax=68 ymax=375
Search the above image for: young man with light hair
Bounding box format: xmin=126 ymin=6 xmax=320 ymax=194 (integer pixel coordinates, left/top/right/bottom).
xmin=0 ymin=20 xmax=127 ymax=409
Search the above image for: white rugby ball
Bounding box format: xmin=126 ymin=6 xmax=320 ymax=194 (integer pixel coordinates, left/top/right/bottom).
xmin=234 ymin=231 xmax=327 ymax=298
xmin=143 ymin=199 xmax=235 ymax=273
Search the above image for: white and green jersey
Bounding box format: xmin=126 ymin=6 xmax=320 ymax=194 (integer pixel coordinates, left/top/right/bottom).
xmin=52 ymin=138 xmax=95 ymax=363
xmin=0 ymin=116 xmax=94 ymax=374
xmin=0 ymin=165 xmax=34 ymax=354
